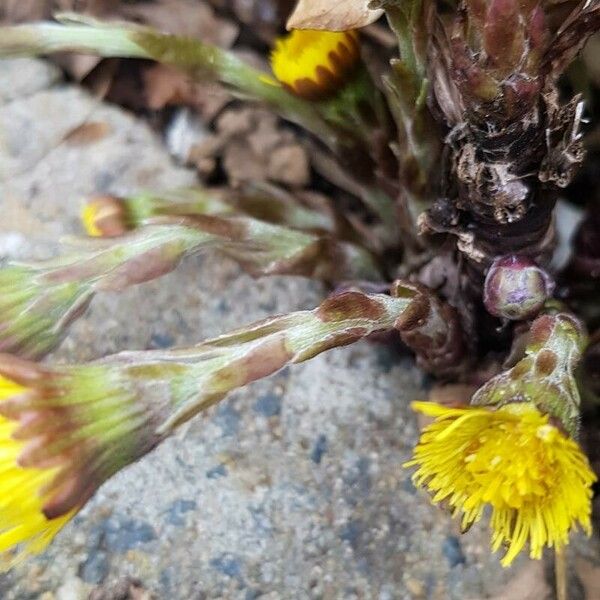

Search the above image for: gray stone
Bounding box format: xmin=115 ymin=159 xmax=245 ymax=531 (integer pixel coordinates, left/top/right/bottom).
xmin=166 ymin=499 xmax=198 ymax=527
xmin=0 ymin=58 xmax=61 ymax=104
xmin=99 ymin=515 xmax=158 ymax=553
xmin=78 ymin=551 xmax=110 ymax=585
xmin=206 ymin=464 xmax=228 ymax=480
xmin=310 ymin=434 xmax=328 ymax=464
xmin=210 ymin=553 xmax=244 ymax=580
xmin=442 ymin=536 xmax=466 ymax=568
xmin=253 ymin=392 xmax=282 ymax=417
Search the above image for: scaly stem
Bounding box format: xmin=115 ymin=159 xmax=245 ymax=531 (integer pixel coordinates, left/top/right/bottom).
xmin=0 ymin=198 xmax=383 ymax=359
xmin=100 ymin=281 xmax=467 ymax=433
xmin=0 ymin=16 xmax=399 ymax=238
xmin=108 ymin=289 xmax=414 ymax=433
xmin=377 ymin=1 xmax=440 ymax=249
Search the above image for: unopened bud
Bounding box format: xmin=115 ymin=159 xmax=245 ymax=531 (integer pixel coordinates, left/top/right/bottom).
xmin=484 ymin=255 xmax=554 ymax=320
xmin=81 ymin=196 xmax=129 ymax=237
xmin=270 ymin=30 xmax=360 ymax=100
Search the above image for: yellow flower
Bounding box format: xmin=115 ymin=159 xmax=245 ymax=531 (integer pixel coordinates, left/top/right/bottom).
xmin=271 ymin=29 xmax=360 ymax=100
xmin=0 ymin=355 xmax=163 ymax=568
xmin=0 ymin=375 xmax=76 ymax=565
xmin=81 ymin=195 xmax=128 ymax=238
xmin=405 ymin=401 xmax=596 ymax=566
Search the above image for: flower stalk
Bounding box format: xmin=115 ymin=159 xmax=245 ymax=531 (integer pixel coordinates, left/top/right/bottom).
xmin=0 ymin=14 xmax=338 ymax=147
xmin=0 ymin=189 xmax=383 ymax=359
xmin=0 ymin=16 xmax=399 ymax=237
xmin=86 ymin=185 xmax=345 ymax=239
xmin=0 ymin=285 xmax=431 ymax=563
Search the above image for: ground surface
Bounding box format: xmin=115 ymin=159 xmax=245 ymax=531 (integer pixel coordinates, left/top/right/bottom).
xmin=0 ymin=58 xmax=598 ymax=600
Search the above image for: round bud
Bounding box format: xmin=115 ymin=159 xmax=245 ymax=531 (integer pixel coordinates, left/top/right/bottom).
xmin=484 ymin=256 xmax=554 ymax=320
xmin=81 ymin=196 xmax=129 ymax=238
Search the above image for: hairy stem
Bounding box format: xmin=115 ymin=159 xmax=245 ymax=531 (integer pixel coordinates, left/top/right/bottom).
xmin=0 ymin=15 xmax=339 ymax=148
xmin=0 ymin=196 xmax=382 ymax=359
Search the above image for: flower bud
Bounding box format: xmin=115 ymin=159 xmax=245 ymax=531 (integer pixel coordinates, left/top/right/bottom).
xmin=81 ymin=196 xmax=130 ymax=238
xmin=484 ymin=255 xmax=553 ymax=320
xmin=270 ymin=29 xmax=360 ymax=100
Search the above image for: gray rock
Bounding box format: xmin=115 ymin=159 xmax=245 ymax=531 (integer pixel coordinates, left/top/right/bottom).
xmin=98 ymin=515 xmax=158 ymax=553
xmin=442 ymin=536 xmax=466 ymax=568
xmin=253 ymin=392 xmax=282 ymax=417
xmin=166 ymin=499 xmax=198 ymax=527
xmin=78 ymin=551 xmax=110 ymax=585
xmin=0 ymin=58 xmax=61 ymax=104
xmin=310 ymin=434 xmax=328 ymax=465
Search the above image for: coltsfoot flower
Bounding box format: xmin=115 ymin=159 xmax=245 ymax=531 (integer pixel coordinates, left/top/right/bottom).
xmin=406 ymin=401 xmax=596 ymax=566
xmin=0 ymin=286 xmax=428 ymax=566
xmin=0 ymin=354 xmax=166 ymax=567
xmin=271 ymin=29 xmax=360 ymax=100
xmin=0 ymin=374 xmax=75 ymax=561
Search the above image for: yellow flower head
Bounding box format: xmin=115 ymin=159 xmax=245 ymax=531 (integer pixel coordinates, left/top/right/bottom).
xmin=0 ymin=375 xmax=76 ymax=564
xmin=81 ymin=195 xmax=129 ymax=238
xmin=271 ymin=29 xmax=360 ymax=100
xmin=0 ymin=355 xmax=162 ymax=567
xmin=406 ymin=401 xmax=596 ymax=567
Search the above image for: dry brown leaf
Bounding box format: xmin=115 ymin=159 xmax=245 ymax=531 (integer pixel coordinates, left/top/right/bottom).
xmin=142 ymin=65 xmax=231 ymax=120
xmin=205 ymin=0 xmax=296 ymax=42
xmin=196 ymin=107 xmax=310 ymax=185
xmin=121 ymin=0 xmax=239 ymax=48
xmin=54 ymin=0 xmax=121 ymax=15
xmin=63 ymin=121 xmax=111 ymax=145
xmin=286 ymin=0 xmax=383 ymax=31
xmin=224 ymin=140 xmax=270 ymax=183
xmin=267 ymin=144 xmax=310 ymax=187
xmin=0 ymin=0 xmax=50 ymax=22
xmin=575 ymin=557 xmax=600 ymax=599
xmin=485 ymin=560 xmax=552 ymax=600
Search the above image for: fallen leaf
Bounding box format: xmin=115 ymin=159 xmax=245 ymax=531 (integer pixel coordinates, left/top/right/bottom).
xmin=267 ymin=144 xmax=310 ymax=187
xmin=286 ymin=0 xmax=383 ymax=31
xmin=575 ymin=557 xmax=600 ymax=599
xmin=0 ymin=0 xmax=50 ymax=23
xmin=54 ymin=0 xmax=121 ymax=14
xmin=142 ymin=64 xmax=231 ymax=120
xmin=204 ymin=0 xmax=297 ymax=42
xmin=63 ymin=121 xmax=111 ymax=145
xmin=485 ymin=560 xmax=552 ymax=600
xmin=0 ymin=0 xmax=120 ymax=23
xmin=121 ymin=0 xmax=239 ymax=48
